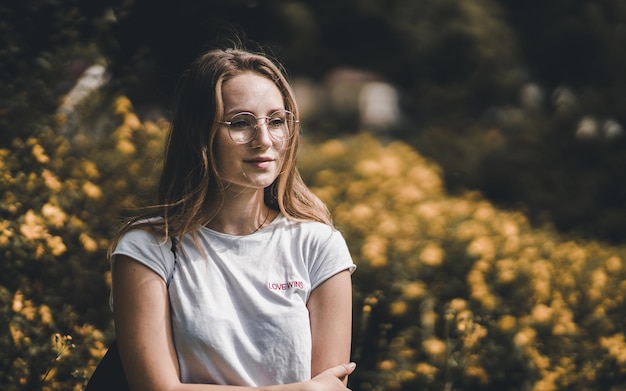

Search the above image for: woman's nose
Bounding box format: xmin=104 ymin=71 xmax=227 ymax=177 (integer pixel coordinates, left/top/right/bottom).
xmin=252 ymin=120 xmax=273 ymax=147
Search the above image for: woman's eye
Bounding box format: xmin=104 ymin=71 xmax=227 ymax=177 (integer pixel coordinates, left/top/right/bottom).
xmin=268 ymin=118 xmax=285 ymax=127
xmin=231 ymin=119 xmax=253 ymax=129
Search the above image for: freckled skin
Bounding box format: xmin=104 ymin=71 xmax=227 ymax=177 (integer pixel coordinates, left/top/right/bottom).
xmin=215 ymin=72 xmax=288 ymax=195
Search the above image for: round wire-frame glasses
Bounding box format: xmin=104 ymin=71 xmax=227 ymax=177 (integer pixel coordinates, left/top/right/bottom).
xmin=219 ymin=110 xmax=298 ymax=144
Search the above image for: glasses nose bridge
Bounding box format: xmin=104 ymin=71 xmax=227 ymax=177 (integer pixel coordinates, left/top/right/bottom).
xmin=252 ymin=115 xmax=271 ymax=130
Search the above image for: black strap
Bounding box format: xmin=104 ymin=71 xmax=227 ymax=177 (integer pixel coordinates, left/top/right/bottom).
xmin=84 ymin=340 xmax=129 ymax=391
xmin=166 ymin=237 xmax=178 ymax=287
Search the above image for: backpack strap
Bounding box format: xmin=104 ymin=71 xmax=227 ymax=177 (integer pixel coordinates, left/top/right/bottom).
xmin=166 ymin=237 xmax=178 ymax=288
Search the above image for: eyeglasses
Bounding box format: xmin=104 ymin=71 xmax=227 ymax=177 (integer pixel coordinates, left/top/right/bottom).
xmin=218 ymin=110 xmax=298 ymax=144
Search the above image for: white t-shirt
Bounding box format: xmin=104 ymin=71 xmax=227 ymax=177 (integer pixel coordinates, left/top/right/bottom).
xmin=111 ymin=214 xmax=355 ymax=386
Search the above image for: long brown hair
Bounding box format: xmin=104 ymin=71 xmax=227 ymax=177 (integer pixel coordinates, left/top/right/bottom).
xmin=110 ymin=47 xmax=332 ymax=251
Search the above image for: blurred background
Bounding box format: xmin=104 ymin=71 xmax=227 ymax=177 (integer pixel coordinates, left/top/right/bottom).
xmin=3 ymin=0 xmax=626 ymax=243
xmin=2 ymin=1 xmax=626 ymax=390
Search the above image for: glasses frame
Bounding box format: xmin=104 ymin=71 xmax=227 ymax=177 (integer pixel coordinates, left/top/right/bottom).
xmin=218 ymin=110 xmax=299 ymax=144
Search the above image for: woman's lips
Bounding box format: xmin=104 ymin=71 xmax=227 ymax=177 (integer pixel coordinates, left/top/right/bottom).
xmin=245 ymin=157 xmax=274 ymax=169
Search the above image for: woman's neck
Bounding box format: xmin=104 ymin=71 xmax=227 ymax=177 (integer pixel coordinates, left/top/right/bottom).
xmin=207 ymin=190 xmax=276 ymax=235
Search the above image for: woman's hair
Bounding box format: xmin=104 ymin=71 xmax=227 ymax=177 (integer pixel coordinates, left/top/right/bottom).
xmin=110 ymin=46 xmax=332 ymax=251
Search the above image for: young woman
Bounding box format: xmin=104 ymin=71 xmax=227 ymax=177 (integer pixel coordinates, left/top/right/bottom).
xmin=109 ymin=46 xmax=356 ymax=391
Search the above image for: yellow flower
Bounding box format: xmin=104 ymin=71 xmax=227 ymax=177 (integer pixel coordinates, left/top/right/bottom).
xmin=114 ymin=95 xmax=132 ymax=115
xmin=124 ymin=112 xmax=141 ymax=130
xmin=104 ymin=271 xmax=112 ymax=288
xmin=69 ymin=216 xmax=87 ymax=230
xmin=455 ymin=220 xmax=488 ymax=241
xmin=21 ymin=299 xmax=36 ymax=321
xmin=81 ymin=159 xmax=100 ymax=179
xmin=90 ymin=339 xmax=108 ymax=360
xmin=116 ymin=139 xmax=136 ymax=155
xmin=531 ymin=304 xmax=553 ymax=324
xmin=415 ymin=362 xmax=438 ymax=378
xmin=312 ymin=186 xmax=336 ymax=205
xmin=467 ymin=236 xmax=496 ymax=261
xmin=465 ymin=364 xmax=489 ymax=384
xmin=402 ymin=282 xmax=426 ymax=299
xmin=313 ymin=169 xmax=335 ymax=186
xmin=46 ymin=235 xmax=67 ymax=256
xmin=0 ymin=220 xmax=13 ymax=246
xmin=41 ymin=202 xmax=67 ymax=229
xmin=10 ymin=323 xmax=24 ymax=346
xmin=422 ymin=338 xmax=446 ymax=361
xmin=497 ymin=315 xmax=517 ymax=333
xmin=390 ymin=300 xmax=407 ymax=316
xmin=377 ymin=215 xmax=399 ymax=236
xmin=32 ymin=143 xmax=50 ymax=164
xmin=591 ymin=268 xmax=607 ymax=289
xmin=350 ymin=203 xmax=374 ymax=225
xmin=393 ymin=184 xmax=424 ymax=204
xmin=355 ymin=159 xmax=381 ymax=178
xmin=420 ymin=242 xmax=444 ymax=267
xmin=362 ymin=235 xmax=388 ymax=267
xmin=473 ymin=202 xmax=495 ymax=221
xmin=378 ymin=359 xmax=395 ymax=371
xmin=513 ymin=327 xmax=536 ymax=348
xmin=12 ymin=290 xmax=24 ymax=312
xmin=599 ymin=334 xmax=626 ymax=364
xmin=448 ymin=298 xmax=468 ymax=312
xmin=605 ymin=255 xmax=622 ymax=273
xmin=39 ymin=305 xmax=53 ymax=326
xmin=378 ymin=155 xmax=404 ymax=178
xmin=406 ymin=165 xmax=442 ymax=195
xmin=496 ymin=217 xmax=520 ymax=237
xmin=19 ymin=210 xmax=47 ymax=240
xmin=79 ymin=233 xmax=99 ymax=252
xmin=82 ymin=181 xmax=103 ymax=199
xmin=318 ymin=139 xmax=347 ymax=159
xmin=415 ymin=202 xmax=440 ymax=221
xmin=144 ymin=120 xmax=163 ymax=135
xmin=397 ymin=370 xmax=416 ymax=382
xmin=42 ymin=169 xmax=62 ymax=191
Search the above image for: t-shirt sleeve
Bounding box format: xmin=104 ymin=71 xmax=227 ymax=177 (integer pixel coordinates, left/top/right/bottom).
xmin=307 ymin=226 xmax=356 ymax=291
xmin=109 ymin=228 xmax=175 ymax=310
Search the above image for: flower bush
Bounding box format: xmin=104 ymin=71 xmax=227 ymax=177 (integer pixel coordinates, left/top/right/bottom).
xmin=0 ymin=96 xmax=165 ymax=390
xmin=300 ymin=135 xmax=626 ymax=391
xmin=3 ymin=95 xmax=626 ymax=390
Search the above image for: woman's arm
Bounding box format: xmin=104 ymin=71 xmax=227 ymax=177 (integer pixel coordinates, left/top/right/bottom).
xmin=112 ymin=254 xmax=182 ymax=390
xmin=113 ymin=255 xmax=355 ymax=391
xmin=307 ymin=270 xmax=353 ymax=383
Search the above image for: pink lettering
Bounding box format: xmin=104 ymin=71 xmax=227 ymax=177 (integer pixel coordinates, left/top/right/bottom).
xmin=268 ymin=280 xmax=304 ymax=291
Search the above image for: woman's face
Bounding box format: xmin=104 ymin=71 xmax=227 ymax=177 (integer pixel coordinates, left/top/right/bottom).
xmin=215 ymin=72 xmax=288 ymax=195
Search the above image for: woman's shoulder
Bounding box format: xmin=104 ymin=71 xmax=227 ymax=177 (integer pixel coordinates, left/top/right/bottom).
xmin=277 ymin=215 xmax=343 ymax=241
xmin=116 ymin=217 xmax=171 ymax=251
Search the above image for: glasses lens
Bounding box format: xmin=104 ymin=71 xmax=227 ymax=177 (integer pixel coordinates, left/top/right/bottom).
xmin=267 ymin=110 xmax=294 ymax=141
xmin=228 ymin=113 xmax=255 ymax=143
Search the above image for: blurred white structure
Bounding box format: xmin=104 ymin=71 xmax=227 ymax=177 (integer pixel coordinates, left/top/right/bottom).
xmin=603 ymin=118 xmax=624 ymax=140
xmin=520 ymin=83 xmax=544 ymax=112
xmin=552 ymin=85 xmax=578 ymax=115
xmin=575 ymin=116 xmax=599 ymax=140
xmin=293 ymin=68 xmax=401 ymax=132
xmin=358 ymin=81 xmax=400 ymax=130
xmin=58 ymin=64 xmax=109 ymax=116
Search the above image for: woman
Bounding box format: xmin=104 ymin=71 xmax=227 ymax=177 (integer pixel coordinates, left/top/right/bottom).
xmin=109 ymin=46 xmax=356 ymax=391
